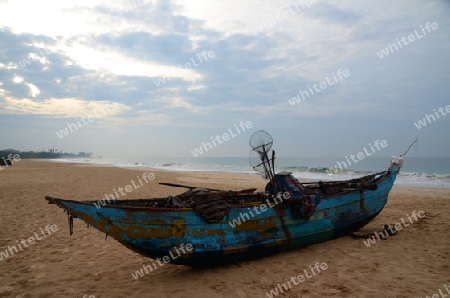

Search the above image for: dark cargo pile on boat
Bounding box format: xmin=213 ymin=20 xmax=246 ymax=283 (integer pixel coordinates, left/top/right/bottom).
xmin=111 ymin=187 xmax=273 ymax=223
xmin=171 ymin=188 xmax=230 ymax=223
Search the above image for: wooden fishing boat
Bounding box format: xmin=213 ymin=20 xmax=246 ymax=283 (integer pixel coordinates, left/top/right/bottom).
xmin=45 ymin=132 xmax=415 ymax=267
xmin=45 ymin=160 xmax=402 ymax=267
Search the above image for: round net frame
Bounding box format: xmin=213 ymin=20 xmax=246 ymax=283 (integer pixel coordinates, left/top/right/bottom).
xmin=249 ymin=130 xmax=273 ymax=154
xmin=248 ymin=130 xmax=276 ymax=181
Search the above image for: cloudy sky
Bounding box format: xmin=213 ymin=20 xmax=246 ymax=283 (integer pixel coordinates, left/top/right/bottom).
xmin=0 ymin=0 xmax=449 ymax=158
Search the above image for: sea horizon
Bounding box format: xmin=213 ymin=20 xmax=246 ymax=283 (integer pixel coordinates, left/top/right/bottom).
xmin=51 ymin=156 xmax=450 ymax=188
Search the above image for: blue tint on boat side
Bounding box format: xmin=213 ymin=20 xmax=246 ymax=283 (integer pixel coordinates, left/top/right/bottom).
xmin=45 ymin=165 xmax=399 ymax=267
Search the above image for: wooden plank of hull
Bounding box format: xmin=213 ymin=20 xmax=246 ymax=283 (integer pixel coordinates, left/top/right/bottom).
xmin=45 ymin=170 xmax=398 ymax=267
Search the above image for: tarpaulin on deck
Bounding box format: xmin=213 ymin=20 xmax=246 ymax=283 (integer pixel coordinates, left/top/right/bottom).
xmin=267 ymin=173 xmax=321 ymax=219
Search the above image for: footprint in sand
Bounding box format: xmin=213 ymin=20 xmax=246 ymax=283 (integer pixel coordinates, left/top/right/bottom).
xmin=29 ymin=264 xmax=46 ymax=271
xmin=60 ymin=257 xmax=73 ymax=263
xmin=36 ymin=273 xmax=46 ymax=279
xmin=0 ymin=286 xmax=14 ymax=297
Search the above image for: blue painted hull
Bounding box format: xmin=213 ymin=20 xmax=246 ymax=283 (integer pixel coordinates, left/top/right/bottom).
xmin=45 ymin=168 xmax=398 ymax=267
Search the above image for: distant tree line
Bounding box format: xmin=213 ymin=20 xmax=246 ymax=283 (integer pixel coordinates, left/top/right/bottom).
xmin=0 ymin=149 xmax=93 ymax=159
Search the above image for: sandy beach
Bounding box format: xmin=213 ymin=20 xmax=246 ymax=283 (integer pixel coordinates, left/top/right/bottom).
xmin=0 ymin=160 xmax=449 ymax=298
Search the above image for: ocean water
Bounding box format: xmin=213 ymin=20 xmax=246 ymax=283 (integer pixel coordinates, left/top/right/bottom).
xmin=53 ymin=156 xmax=450 ymax=188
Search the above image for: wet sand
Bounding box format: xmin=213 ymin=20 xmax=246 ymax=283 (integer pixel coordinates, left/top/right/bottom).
xmin=0 ymin=160 xmax=449 ymax=297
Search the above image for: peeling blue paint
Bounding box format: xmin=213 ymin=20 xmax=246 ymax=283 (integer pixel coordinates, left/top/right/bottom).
xmin=46 ymin=169 xmax=398 ymax=267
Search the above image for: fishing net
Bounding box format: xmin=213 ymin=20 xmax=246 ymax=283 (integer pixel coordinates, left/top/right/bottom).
xmin=249 ymin=130 xmax=273 ymax=154
xmin=249 ymin=150 xmax=272 ymax=178
xmin=248 ymin=130 xmax=276 ymax=185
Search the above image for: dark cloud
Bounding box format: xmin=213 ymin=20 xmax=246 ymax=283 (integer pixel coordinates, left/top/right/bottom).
xmin=304 ymin=3 xmax=362 ymax=23
xmin=0 ymin=1 xmax=449 ymax=157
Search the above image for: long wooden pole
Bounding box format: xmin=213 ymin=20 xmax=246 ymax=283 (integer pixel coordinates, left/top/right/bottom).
xmin=159 ymin=182 xmax=257 ymax=194
xmin=159 ymin=182 xmax=222 ymax=191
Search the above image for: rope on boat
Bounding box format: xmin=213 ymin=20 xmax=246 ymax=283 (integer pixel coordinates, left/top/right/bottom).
xmin=399 ymin=138 xmax=418 ymax=157
xmin=67 ymin=212 xmax=74 ymax=236
xmin=229 ymin=190 xmax=237 ymax=204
